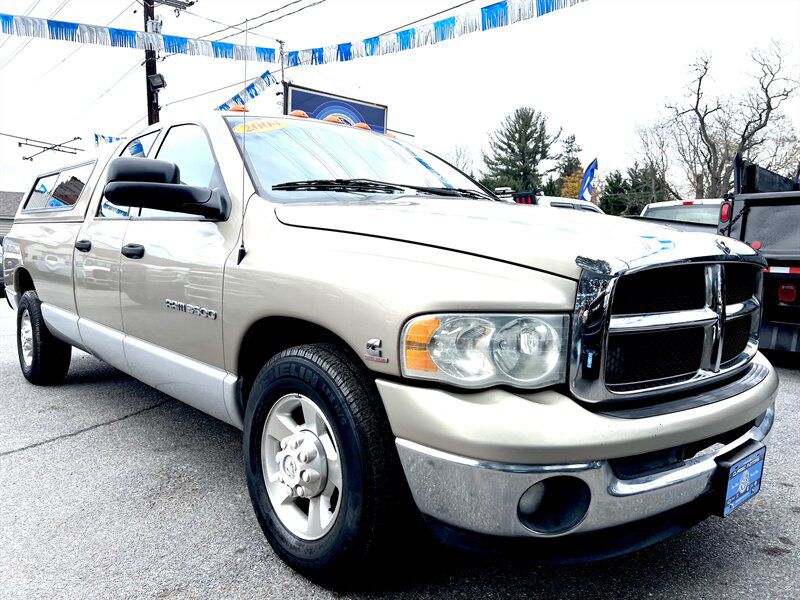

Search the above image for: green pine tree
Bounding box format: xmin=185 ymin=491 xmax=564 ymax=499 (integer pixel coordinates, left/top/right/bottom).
xmin=557 ymin=134 xmax=583 ymax=179
xmin=480 ymin=107 xmax=560 ymax=192
xmin=599 ymin=170 xmax=631 ymax=215
xmin=540 ymin=175 xmax=560 ymax=196
xmin=599 ymin=163 xmax=675 ymax=215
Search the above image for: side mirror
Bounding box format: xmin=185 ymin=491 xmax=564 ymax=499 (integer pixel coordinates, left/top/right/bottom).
xmin=103 ymin=157 xmax=229 ymax=220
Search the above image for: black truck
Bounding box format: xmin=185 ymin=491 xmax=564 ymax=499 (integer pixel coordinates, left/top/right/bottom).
xmin=719 ymin=155 xmax=800 ymax=353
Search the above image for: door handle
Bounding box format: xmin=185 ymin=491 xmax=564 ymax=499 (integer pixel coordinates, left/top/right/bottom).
xmin=74 ymin=239 xmax=92 ymax=252
xmin=121 ymin=243 xmax=145 ymax=259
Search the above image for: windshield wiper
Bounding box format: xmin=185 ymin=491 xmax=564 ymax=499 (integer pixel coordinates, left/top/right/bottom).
xmin=272 ymin=178 xmax=405 ymax=194
xmin=272 ymin=178 xmax=498 ymax=202
xmin=398 ymin=185 xmax=498 ymax=202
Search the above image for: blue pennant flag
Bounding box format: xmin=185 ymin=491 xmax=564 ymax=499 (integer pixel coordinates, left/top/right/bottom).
xmin=363 ymin=36 xmax=380 ymax=56
xmin=396 ymin=28 xmax=415 ymax=51
xmin=433 ymin=17 xmax=456 ymax=43
xmin=580 ymin=158 xmax=598 ymax=202
xmin=337 ymin=42 xmax=353 ymax=61
xmin=481 ymin=1 xmax=509 ymax=30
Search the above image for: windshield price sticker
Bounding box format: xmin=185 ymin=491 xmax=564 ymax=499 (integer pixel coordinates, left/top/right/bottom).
xmin=233 ymin=119 xmax=288 ymax=134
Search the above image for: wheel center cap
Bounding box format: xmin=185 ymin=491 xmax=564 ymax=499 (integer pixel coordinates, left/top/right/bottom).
xmin=282 ymin=456 xmax=297 ymax=478
xmin=276 ymin=430 xmax=328 ymax=498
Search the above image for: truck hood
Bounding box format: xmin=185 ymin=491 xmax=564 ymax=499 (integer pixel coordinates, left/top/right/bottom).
xmin=274 ymin=196 xmax=760 ymax=279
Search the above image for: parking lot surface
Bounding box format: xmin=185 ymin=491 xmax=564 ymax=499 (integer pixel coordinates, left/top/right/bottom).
xmin=1 ymin=304 xmax=798 ymax=598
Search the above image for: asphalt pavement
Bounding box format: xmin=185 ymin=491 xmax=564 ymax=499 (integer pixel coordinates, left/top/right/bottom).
xmin=1 ymin=303 xmax=798 ymax=599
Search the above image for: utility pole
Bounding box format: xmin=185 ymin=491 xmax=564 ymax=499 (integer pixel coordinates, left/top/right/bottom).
xmin=144 ymin=0 xmax=160 ymax=125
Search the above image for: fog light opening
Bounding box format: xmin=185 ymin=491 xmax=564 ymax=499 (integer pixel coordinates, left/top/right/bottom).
xmin=517 ymin=476 xmax=591 ymax=534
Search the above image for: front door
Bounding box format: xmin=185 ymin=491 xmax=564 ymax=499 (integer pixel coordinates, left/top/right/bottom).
xmin=119 ymin=123 xmax=236 ymax=370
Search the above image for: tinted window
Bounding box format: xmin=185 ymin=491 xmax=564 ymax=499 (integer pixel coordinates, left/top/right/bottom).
xmin=25 ymin=173 xmax=59 ymax=210
xmin=140 ymin=124 xmax=218 ymax=218
xmin=120 ymin=131 xmax=159 ymax=158
xmin=550 ymin=202 xmax=577 ymax=210
xmin=100 ymin=131 xmax=161 ymax=218
xmin=24 ymin=162 xmax=94 ymax=211
xmin=643 ymin=204 xmax=720 ymax=225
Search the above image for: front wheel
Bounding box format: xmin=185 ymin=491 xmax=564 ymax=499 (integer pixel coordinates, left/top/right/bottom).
xmin=17 ymin=290 xmax=72 ymax=385
xmin=243 ymin=344 xmax=406 ymax=582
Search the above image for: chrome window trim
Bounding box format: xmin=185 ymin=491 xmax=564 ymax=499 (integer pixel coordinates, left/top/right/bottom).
xmin=570 ymin=255 xmax=766 ymax=404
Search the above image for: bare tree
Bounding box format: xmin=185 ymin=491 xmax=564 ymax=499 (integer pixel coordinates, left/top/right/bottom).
xmin=636 ymin=123 xmax=683 ymax=201
xmin=643 ymin=41 xmax=799 ymax=198
xmin=447 ymin=144 xmax=473 ymax=175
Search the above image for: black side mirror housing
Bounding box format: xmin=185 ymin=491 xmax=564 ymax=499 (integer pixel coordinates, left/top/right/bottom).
xmin=103 ymin=157 xmax=230 ymax=220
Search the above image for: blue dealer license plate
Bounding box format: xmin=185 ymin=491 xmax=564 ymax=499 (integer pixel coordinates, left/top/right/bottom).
xmin=722 ymin=446 xmax=766 ymax=517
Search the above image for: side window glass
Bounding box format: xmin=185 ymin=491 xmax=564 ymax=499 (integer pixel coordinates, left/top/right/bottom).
xmin=24 ymin=173 xmax=59 ymax=210
xmin=98 ymin=198 xmax=133 ymax=218
xmin=121 ymin=131 xmax=159 ymax=158
xmin=99 ymin=131 xmax=160 ymax=218
xmin=24 ymin=162 xmax=95 ymax=211
xmin=140 ymin=124 xmax=218 ymax=218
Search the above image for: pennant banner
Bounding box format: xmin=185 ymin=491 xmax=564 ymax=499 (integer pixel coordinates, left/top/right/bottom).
xmin=219 ymin=0 xmax=585 ymax=109
xmin=216 ymin=69 xmax=278 ymax=111
xmin=94 ymin=133 xmax=124 ymax=146
xmin=0 ymin=12 xmax=277 ymax=62
xmin=285 ymin=0 xmax=585 ymax=66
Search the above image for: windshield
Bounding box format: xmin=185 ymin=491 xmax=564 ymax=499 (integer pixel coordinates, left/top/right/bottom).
xmin=643 ymin=204 xmax=720 ymax=225
xmin=226 ymin=116 xmax=482 ymax=201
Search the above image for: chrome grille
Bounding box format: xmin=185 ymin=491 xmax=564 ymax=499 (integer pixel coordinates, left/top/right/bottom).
xmin=570 ymin=259 xmax=763 ymax=403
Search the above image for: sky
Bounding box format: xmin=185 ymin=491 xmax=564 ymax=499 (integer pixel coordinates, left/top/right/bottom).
xmin=0 ymin=0 xmax=799 ymax=192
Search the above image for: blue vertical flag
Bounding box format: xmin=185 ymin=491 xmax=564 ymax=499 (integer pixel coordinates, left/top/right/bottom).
xmin=580 ymin=158 xmax=598 ymax=202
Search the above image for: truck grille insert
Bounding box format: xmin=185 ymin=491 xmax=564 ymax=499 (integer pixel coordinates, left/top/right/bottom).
xmin=595 ymin=262 xmax=761 ymax=396
xmin=611 ymin=264 xmax=706 ymax=315
xmin=722 ymin=317 xmax=752 ymax=365
xmin=725 ymin=264 xmax=759 ymax=306
xmin=606 ymin=327 xmax=705 ymax=385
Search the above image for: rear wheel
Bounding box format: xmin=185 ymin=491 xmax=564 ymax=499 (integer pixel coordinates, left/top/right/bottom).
xmin=17 ymin=290 xmax=72 ymax=385
xmin=243 ymin=344 xmax=405 ymax=582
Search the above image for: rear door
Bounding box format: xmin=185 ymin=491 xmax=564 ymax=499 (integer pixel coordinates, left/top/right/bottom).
xmin=13 ymin=161 xmax=97 ymax=315
xmin=74 ymin=132 xmax=160 ymax=368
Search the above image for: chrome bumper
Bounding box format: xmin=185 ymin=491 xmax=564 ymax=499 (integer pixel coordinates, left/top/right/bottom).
xmin=396 ymin=404 xmax=775 ymax=538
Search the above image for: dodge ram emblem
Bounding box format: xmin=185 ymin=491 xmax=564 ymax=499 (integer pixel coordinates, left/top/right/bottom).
xmin=364 ymin=338 xmax=389 ymax=363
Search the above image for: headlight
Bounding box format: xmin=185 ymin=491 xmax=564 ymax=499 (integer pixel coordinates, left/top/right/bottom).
xmin=401 ymin=313 xmax=569 ymax=388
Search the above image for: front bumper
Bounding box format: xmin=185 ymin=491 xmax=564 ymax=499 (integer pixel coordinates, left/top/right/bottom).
xmin=395 ymin=404 xmax=774 ymax=538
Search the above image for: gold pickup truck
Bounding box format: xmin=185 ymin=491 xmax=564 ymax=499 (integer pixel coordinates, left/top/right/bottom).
xmin=1 ymin=112 xmax=778 ymax=581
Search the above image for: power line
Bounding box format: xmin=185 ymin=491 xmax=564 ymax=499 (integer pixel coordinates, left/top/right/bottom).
xmin=374 ymin=0 xmax=479 ymax=38
xmin=215 ymin=0 xmax=328 ymax=43
xmin=79 ymin=58 xmax=143 ymax=116
xmin=115 ymin=1 xmax=484 ymax=128
xmin=35 ymin=0 xmax=138 ymax=82
xmin=0 ymin=0 xmax=41 ymax=51
xmin=0 ymin=0 xmax=71 ymax=73
xmin=197 ymin=0 xmax=305 ymax=40
xmin=179 ymin=7 xmax=281 ymax=43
